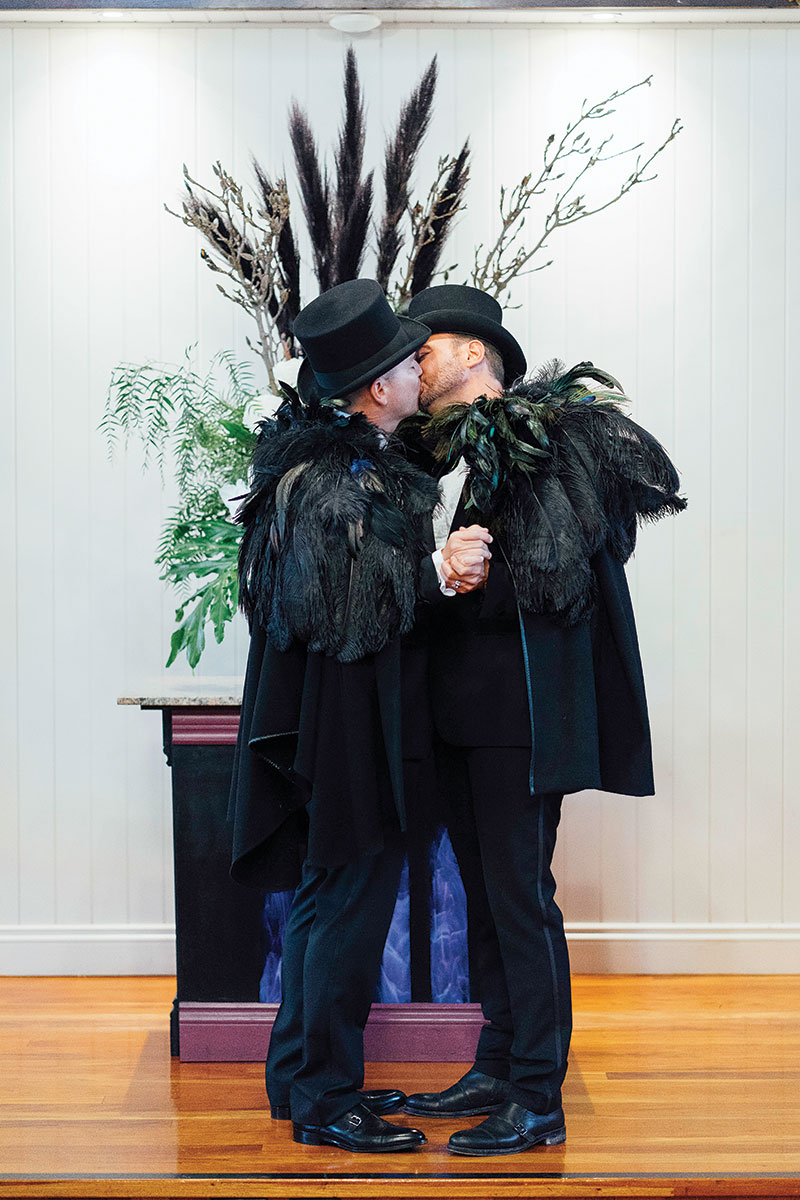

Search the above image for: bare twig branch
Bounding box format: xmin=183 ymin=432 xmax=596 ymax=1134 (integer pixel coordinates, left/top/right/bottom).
xmin=165 ymin=162 xmax=292 ymax=391
xmin=471 ymin=77 xmax=682 ymax=304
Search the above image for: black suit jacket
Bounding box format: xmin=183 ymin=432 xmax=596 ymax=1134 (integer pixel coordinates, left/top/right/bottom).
xmin=426 ymin=498 xmax=655 ymax=797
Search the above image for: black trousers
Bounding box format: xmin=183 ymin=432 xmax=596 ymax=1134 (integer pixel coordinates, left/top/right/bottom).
xmin=265 ymin=831 xmax=406 ymax=1127
xmin=436 ymin=743 xmax=572 ymax=1114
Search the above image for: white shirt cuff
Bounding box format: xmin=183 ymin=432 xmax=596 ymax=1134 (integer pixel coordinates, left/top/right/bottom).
xmin=431 ymin=549 xmax=457 ymax=597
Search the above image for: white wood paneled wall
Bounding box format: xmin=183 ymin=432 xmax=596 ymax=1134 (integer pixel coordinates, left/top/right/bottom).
xmin=1 ymin=17 xmax=798 ymax=973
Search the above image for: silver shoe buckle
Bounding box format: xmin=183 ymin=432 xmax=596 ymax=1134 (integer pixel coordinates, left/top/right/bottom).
xmin=350 ymin=1114 xmax=362 ymax=1127
xmin=514 ymin=1122 xmax=527 ymax=1135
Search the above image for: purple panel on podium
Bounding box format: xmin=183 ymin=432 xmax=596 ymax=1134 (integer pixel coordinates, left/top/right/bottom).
xmin=179 ymin=1002 xmax=484 ymax=1063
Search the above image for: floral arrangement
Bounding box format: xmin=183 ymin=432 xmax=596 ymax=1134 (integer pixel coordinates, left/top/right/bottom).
xmin=103 ymin=49 xmax=681 ymax=668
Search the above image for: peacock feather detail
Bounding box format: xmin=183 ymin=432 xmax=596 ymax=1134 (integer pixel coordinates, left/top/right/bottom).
xmin=408 ymin=360 xmax=686 ymax=626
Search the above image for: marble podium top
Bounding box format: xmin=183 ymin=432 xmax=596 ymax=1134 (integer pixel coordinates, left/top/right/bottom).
xmin=118 ymin=677 xmax=243 ymax=708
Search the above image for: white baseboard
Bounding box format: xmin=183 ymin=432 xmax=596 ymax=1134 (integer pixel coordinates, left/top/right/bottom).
xmin=0 ymin=924 xmax=177 ymax=975
xmin=1 ymin=922 xmax=798 ymax=976
xmin=566 ymin=923 xmax=800 ymax=973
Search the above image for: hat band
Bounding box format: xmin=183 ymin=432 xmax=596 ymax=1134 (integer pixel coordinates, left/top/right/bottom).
xmin=311 ymin=324 xmax=416 ymax=395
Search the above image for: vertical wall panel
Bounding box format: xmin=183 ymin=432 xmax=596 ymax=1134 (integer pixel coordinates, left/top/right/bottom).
xmin=783 ymin=35 xmax=800 ymax=925
xmin=231 ymin=27 xmax=274 ymax=236
xmin=86 ymin=28 xmax=133 ymax=924
xmin=14 ymin=28 xmax=56 ymax=925
xmin=671 ymin=29 xmax=713 ymax=924
xmin=745 ymin=31 xmax=787 ymax=923
xmin=0 ymin=27 xmax=19 ymax=926
xmin=50 ymin=28 xmax=93 ymax=925
xmin=632 ymin=26 xmax=678 ymax=925
xmin=708 ymin=28 xmax=750 ymax=924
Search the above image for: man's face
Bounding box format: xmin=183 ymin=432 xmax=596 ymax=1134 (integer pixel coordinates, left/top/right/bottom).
xmin=416 ymin=333 xmax=469 ymax=413
xmin=378 ymin=352 xmax=423 ymax=430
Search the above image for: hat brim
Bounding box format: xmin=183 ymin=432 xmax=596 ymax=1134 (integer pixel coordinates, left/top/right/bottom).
xmin=414 ymin=309 xmax=527 ymax=384
xmin=304 ymin=316 xmax=431 ymax=402
xmin=297 ymin=357 xmax=320 ymax=406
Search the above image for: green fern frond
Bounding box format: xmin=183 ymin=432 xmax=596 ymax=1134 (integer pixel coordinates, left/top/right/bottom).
xmin=101 ymin=345 xmax=256 ymax=668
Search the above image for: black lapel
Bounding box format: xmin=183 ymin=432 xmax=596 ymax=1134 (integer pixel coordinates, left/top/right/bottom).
xmin=449 ymin=489 xmax=471 ymax=535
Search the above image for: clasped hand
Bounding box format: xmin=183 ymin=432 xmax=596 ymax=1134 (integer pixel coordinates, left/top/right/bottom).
xmin=441 ymin=525 xmax=492 ymax=593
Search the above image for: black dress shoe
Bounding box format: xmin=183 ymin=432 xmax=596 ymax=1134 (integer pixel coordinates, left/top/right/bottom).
xmin=271 ymin=1088 xmax=406 ymax=1121
xmin=448 ymin=1101 xmax=566 ymax=1156
xmin=293 ymin=1102 xmax=427 ymax=1152
xmin=358 ymin=1088 xmax=406 ymax=1115
xmin=404 ymin=1067 xmax=510 ymax=1117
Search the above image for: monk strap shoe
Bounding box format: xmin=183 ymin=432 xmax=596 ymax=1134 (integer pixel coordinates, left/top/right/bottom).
xmin=271 ymin=1088 xmax=406 ymax=1121
xmin=293 ymin=1102 xmax=426 ymax=1152
xmin=404 ymin=1066 xmax=510 ymax=1118
xmin=448 ymin=1101 xmax=566 ymax=1156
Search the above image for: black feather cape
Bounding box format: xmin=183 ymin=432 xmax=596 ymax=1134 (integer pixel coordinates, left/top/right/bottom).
xmin=411 ymin=360 xmax=686 ymax=626
xmin=237 ymin=399 xmax=440 ymax=662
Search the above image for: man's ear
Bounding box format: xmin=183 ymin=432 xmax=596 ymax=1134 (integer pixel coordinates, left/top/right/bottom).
xmin=466 ymin=339 xmax=487 ymax=368
xmin=369 ymin=376 xmax=388 ymax=407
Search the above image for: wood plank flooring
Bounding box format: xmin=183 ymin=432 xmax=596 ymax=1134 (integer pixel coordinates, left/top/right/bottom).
xmin=0 ymin=976 xmax=799 ymax=1198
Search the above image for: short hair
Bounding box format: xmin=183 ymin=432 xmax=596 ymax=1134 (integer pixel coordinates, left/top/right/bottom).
xmin=450 ymin=333 xmax=505 ymax=388
xmin=341 ymin=382 xmax=372 ymax=409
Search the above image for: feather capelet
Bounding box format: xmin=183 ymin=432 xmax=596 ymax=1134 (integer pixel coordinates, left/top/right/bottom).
xmin=415 ymin=360 xmax=687 ymax=626
xmin=237 ymin=396 xmax=440 ymax=662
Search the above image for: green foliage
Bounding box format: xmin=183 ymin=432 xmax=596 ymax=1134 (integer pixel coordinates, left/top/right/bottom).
xmin=102 ymin=348 xmax=261 ymax=669
xmin=164 ymin=521 xmax=241 ymax=669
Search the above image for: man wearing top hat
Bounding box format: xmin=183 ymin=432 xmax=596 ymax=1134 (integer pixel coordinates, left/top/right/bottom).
xmin=228 ymin=278 xmax=488 ymax=1153
xmin=400 ymin=285 xmax=686 ymax=1155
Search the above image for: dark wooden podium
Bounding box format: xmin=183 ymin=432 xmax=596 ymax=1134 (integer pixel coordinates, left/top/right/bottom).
xmin=119 ymin=684 xmax=481 ymax=1063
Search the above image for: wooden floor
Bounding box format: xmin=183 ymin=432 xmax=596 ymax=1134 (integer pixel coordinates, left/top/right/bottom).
xmin=1 ymin=977 xmax=799 ymax=1199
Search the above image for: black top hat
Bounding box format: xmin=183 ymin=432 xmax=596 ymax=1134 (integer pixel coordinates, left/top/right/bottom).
xmin=407 ymin=285 xmax=527 ymax=384
xmin=293 ymin=278 xmax=430 ymax=402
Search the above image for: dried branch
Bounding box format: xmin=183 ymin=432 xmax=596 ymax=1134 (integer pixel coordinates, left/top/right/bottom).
xmin=165 ymin=162 xmax=293 ymax=392
xmin=375 ymin=56 xmax=438 ymax=290
xmin=471 ymin=77 xmax=683 ymax=304
xmin=252 ymin=159 xmax=301 ymax=358
xmin=393 ymin=143 xmax=471 ymax=309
